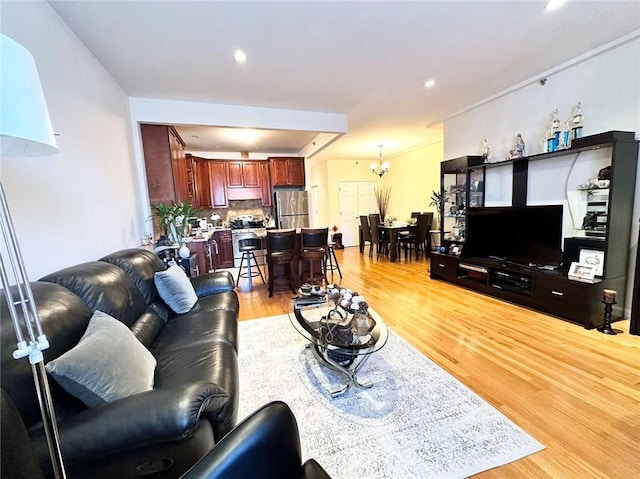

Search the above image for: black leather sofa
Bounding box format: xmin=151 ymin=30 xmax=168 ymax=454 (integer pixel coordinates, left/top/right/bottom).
xmin=1 ymin=248 xmax=240 ymax=478
xmin=1 ymin=390 xmax=332 ymax=479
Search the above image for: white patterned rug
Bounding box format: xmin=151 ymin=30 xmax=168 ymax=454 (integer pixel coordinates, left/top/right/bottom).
xmin=238 ymin=314 xmax=544 ymax=479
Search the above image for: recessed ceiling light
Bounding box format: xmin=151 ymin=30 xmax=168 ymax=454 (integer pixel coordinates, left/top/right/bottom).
xmin=546 ymin=0 xmax=566 ymax=10
xmin=424 ymin=79 xmax=436 ymax=88
xmin=233 ymin=50 xmax=246 ymax=63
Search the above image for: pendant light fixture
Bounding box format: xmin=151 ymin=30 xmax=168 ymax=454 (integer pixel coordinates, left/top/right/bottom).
xmin=371 ymin=144 xmax=389 ymax=178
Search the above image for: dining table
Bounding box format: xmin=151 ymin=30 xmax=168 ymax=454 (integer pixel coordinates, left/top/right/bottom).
xmin=377 ymin=223 xmax=412 ymax=262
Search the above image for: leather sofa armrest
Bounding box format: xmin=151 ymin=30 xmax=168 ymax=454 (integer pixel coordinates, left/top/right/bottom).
xmin=190 ymin=271 xmax=235 ymax=297
xmin=180 ymin=401 xmax=332 ymax=479
xmin=36 ymin=382 xmax=228 ymax=463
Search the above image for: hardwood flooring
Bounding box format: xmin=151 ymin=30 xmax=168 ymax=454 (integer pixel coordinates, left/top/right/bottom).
xmin=234 ymin=246 xmax=640 ymax=479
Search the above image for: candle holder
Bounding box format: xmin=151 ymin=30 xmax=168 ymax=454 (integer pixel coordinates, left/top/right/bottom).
xmin=597 ymin=300 xmax=617 ymax=335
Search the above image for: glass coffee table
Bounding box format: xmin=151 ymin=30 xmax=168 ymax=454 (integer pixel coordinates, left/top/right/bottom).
xmin=289 ymin=301 xmax=389 ymax=397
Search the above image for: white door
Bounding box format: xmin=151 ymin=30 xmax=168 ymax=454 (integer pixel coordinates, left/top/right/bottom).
xmin=338 ymin=181 xmax=376 ymax=247
xmin=358 ymin=181 xmax=376 ymax=216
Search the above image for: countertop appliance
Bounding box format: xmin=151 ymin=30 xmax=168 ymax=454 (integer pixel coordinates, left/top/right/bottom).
xmin=230 ymin=215 xmax=266 ymax=268
xmin=274 ymin=190 xmax=309 ymax=229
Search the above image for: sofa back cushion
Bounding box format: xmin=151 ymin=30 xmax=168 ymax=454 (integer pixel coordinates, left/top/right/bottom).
xmin=1 ymin=282 xmax=93 ymax=427
xmin=99 ymin=249 xmax=164 ymax=305
xmin=100 ymin=249 xmax=173 ymax=346
xmin=40 ymin=261 xmax=148 ymax=329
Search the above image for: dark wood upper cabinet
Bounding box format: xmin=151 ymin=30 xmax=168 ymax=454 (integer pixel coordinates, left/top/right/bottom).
xmin=208 ymin=161 xmax=228 ymax=208
xmin=141 ymin=124 xmax=189 ymax=205
xmin=226 ymin=161 xmax=261 ymax=188
xmin=269 ymin=157 xmax=305 ymax=187
xmin=189 ymin=154 xmax=212 ymax=209
xmin=260 ymin=161 xmax=272 ymax=206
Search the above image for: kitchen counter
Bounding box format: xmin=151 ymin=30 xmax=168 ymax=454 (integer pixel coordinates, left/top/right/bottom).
xmin=185 ymin=228 xmax=230 ymax=242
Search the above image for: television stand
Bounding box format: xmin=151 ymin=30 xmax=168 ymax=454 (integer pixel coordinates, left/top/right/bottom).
xmin=430 ymin=253 xmax=625 ymax=329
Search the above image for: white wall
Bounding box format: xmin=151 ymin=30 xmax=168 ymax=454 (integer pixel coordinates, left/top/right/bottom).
xmin=443 ymin=35 xmax=640 ymax=316
xmin=0 ymin=2 xmax=143 ymax=279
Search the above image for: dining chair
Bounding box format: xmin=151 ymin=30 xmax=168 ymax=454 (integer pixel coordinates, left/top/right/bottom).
xmin=398 ymin=213 xmax=433 ymax=260
xmin=360 ymin=215 xmax=373 ymax=257
xmin=368 ymin=214 xmax=389 ymax=259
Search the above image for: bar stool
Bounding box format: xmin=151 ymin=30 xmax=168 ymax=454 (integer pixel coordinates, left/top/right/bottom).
xmin=325 ymin=241 xmax=342 ymax=279
xmin=299 ymin=227 xmax=329 ymax=285
xmin=266 ymin=229 xmax=297 ymax=297
xmin=235 ymin=237 xmax=266 ymax=290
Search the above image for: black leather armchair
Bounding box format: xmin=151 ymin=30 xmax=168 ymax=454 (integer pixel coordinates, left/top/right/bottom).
xmin=1 ymin=391 xmax=331 ymax=479
xmin=182 ymin=401 xmax=331 ymax=479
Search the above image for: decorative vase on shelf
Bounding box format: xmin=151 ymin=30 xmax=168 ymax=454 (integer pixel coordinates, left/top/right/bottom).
xmin=179 ymin=242 xmax=191 ymax=259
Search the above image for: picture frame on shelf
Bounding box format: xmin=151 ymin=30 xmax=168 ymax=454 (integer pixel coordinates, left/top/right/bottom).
xmin=578 ymin=248 xmax=605 ymax=277
xmin=568 ymin=262 xmax=597 ymax=283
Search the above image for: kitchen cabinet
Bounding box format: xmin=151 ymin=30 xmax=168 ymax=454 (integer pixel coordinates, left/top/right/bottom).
xmin=141 ymin=124 xmax=190 ymax=204
xmin=208 ymin=161 xmax=228 ymax=208
xmin=226 ymin=160 xmax=262 ymax=200
xmin=260 ymin=161 xmax=272 ymax=206
xmin=214 ymin=230 xmax=234 ymax=268
xmin=227 ymin=161 xmax=261 ymax=188
xmin=190 ymin=155 xmax=212 ymax=209
xmin=269 ymin=157 xmax=305 ymax=187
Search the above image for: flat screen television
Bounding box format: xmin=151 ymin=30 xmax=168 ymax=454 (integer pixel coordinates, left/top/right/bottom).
xmin=465 ymin=205 xmax=564 ymax=268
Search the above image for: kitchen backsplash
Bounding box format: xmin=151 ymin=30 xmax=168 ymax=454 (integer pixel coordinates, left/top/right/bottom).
xmin=198 ymin=199 xmax=273 ymax=227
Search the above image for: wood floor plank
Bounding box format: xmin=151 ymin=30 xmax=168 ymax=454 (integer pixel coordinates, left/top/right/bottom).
xmin=234 ymin=247 xmax=640 ymax=478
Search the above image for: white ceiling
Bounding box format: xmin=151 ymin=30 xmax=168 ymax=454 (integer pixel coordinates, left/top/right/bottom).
xmin=48 ymin=1 xmax=640 ymax=160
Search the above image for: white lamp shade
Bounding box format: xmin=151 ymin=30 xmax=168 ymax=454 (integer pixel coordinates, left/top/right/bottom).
xmin=0 ymin=33 xmax=58 ymax=157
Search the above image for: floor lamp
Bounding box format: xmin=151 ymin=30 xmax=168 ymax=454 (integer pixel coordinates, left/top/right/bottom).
xmin=0 ymin=34 xmax=66 ymax=478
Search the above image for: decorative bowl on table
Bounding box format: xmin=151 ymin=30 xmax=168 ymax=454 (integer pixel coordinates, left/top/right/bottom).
xmin=321 ymin=284 xmax=375 ymax=347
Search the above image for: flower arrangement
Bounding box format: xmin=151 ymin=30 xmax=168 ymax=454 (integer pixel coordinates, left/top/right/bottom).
xmin=332 ymin=225 xmax=339 ymax=233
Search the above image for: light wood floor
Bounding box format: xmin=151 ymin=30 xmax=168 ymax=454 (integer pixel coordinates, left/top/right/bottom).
xmin=234 ymin=247 xmax=640 ymax=479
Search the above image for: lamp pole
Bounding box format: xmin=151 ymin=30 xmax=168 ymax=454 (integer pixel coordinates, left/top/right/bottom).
xmin=1 ymin=33 xmax=66 ymax=479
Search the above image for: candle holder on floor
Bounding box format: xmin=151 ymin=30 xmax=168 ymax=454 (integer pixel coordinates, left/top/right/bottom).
xmin=598 ymin=302 xmax=617 ymax=335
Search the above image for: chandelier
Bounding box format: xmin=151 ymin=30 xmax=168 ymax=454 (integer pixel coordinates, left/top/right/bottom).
xmin=371 ymin=144 xmax=389 ymax=178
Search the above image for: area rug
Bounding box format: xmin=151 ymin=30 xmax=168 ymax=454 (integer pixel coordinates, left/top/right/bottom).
xmin=238 ymin=314 xmax=544 ymax=479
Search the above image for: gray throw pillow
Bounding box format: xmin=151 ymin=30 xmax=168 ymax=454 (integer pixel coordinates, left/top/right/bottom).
xmin=154 ymin=264 xmax=198 ymax=314
xmin=45 ymin=310 xmax=156 ymax=407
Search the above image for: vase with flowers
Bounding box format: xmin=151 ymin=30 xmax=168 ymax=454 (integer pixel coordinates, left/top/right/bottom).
xmin=374 ymin=186 xmax=391 ymax=223
xmin=152 ymin=201 xmax=199 ymax=248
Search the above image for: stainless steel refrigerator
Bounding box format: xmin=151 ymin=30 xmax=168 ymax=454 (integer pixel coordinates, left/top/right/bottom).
xmin=274 ymin=190 xmax=309 ymax=229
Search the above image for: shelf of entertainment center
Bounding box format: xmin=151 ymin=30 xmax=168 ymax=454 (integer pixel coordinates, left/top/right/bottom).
xmin=467 ymin=130 xmax=634 ymax=172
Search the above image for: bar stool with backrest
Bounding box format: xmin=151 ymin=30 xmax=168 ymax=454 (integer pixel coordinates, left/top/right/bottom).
xmin=266 ymin=229 xmax=297 ymax=297
xmin=235 ymin=237 xmax=266 ymax=290
xmin=299 ymin=227 xmax=329 ymax=285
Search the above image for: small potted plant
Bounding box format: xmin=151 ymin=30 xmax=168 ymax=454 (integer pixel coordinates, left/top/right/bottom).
xmin=429 ymin=190 xmax=446 ymax=229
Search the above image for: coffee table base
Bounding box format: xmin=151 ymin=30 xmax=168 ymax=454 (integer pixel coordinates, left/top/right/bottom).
xmin=308 ymin=344 xmax=374 ymax=397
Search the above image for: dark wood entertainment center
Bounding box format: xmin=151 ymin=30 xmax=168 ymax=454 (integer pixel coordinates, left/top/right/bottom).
xmin=431 ymin=131 xmax=639 ymax=329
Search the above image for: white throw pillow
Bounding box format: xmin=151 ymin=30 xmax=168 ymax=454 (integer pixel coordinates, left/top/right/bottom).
xmin=45 ymin=310 xmax=156 ymax=407
xmin=154 ymin=264 xmax=198 ymax=314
